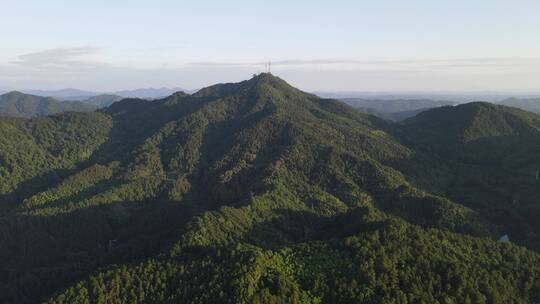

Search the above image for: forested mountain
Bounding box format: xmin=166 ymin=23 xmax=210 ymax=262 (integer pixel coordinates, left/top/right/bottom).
xmin=1 ymin=74 xmax=540 ymax=303
xmin=400 ymin=102 xmax=540 ymax=251
xmin=0 ymin=91 xmax=97 ymax=118
xmin=342 ymin=96 xmax=540 ymax=121
xmin=340 ymin=98 xmax=454 ymax=121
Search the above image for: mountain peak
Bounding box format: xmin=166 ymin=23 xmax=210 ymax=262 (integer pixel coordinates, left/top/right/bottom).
xmin=249 ymin=73 xmax=293 ymax=89
xmin=3 ymin=91 xmax=26 ymax=98
xmin=250 ymin=72 xmax=280 ymax=82
xmin=402 ymin=100 xmax=540 ymax=164
xmin=406 ymin=101 xmax=539 ymax=126
xmin=192 ymin=73 xmax=299 ymax=100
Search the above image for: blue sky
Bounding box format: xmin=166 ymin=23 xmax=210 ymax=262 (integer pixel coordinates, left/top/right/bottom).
xmin=1 ymin=0 xmax=540 ymax=92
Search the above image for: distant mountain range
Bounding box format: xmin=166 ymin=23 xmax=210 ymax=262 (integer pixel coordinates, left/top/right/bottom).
xmin=80 ymin=94 xmax=124 ymax=107
xmin=19 ymin=87 xmax=192 ymax=100
xmin=316 ymin=91 xmax=540 ymax=102
xmin=341 ymin=97 xmax=540 ymax=121
xmin=112 ymin=87 xmax=191 ymax=99
xmin=23 ymin=88 xmax=99 ymax=99
xmin=499 ymin=97 xmax=540 ymax=115
xmin=4 ymin=87 xmax=540 ymax=123
xmin=341 ymin=98 xmax=456 ymax=121
xmin=0 ymin=91 xmax=159 ymax=118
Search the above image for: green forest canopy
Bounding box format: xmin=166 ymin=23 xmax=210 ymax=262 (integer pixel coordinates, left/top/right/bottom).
xmin=0 ymin=74 xmax=539 ymax=303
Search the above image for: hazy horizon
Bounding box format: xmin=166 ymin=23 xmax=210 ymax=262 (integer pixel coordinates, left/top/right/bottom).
xmin=4 ymin=86 xmax=540 ymax=97
xmin=2 ymin=0 xmax=540 ymax=92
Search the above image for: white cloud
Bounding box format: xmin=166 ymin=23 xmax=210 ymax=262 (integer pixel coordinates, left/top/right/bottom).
xmin=185 ymin=57 xmax=540 ymax=73
xmin=2 ymin=47 xmax=540 ymax=92
xmin=15 ymin=47 xmax=104 ymax=68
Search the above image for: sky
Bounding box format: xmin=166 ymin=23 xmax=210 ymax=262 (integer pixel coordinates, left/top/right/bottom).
xmin=1 ymin=0 xmax=540 ymax=92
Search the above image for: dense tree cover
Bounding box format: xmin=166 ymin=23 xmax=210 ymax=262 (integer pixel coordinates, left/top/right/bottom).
xmin=0 ymin=91 xmax=97 ymax=118
xmin=399 ymin=102 xmax=540 ymax=250
xmin=45 ymin=202 xmax=540 ymax=304
xmin=0 ymin=74 xmax=539 ymax=303
xmin=0 ymin=112 xmax=112 ymax=212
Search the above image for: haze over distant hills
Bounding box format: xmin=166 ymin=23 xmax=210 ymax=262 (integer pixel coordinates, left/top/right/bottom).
xmin=499 ymin=97 xmax=540 ymax=115
xmin=316 ymin=91 xmax=540 ymax=102
xmin=23 ymin=88 xmax=99 ymax=100
xmin=4 ymin=85 xmax=540 ymax=123
xmin=0 ymin=91 xmax=128 ymax=117
xmin=340 ymin=98 xmax=456 ymax=121
xmin=112 ymin=87 xmax=191 ymax=99
xmin=19 ymin=87 xmax=192 ymax=100
xmin=0 ymin=88 xmax=192 ymax=118
xmin=337 ymin=95 xmax=540 ymax=121
xmin=79 ymin=94 xmax=124 ymax=108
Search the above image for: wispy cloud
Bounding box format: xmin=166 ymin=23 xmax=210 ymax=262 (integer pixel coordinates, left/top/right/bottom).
xmin=3 ymin=48 xmax=540 ymax=92
xmin=187 ymin=61 xmax=252 ymax=67
xmin=15 ymin=46 xmax=105 ymax=68
xmin=186 ymin=57 xmax=540 ymax=70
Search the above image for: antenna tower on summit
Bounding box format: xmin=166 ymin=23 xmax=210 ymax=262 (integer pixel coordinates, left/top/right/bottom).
xmin=265 ymin=60 xmax=272 ymax=74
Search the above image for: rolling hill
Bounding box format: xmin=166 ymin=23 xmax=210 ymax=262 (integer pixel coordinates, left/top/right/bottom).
xmin=341 ymin=98 xmax=455 ymax=121
xmin=400 ymin=102 xmax=540 ymax=250
xmin=1 ymin=75 xmax=540 ymax=303
xmin=0 ymin=91 xmax=97 ymax=118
